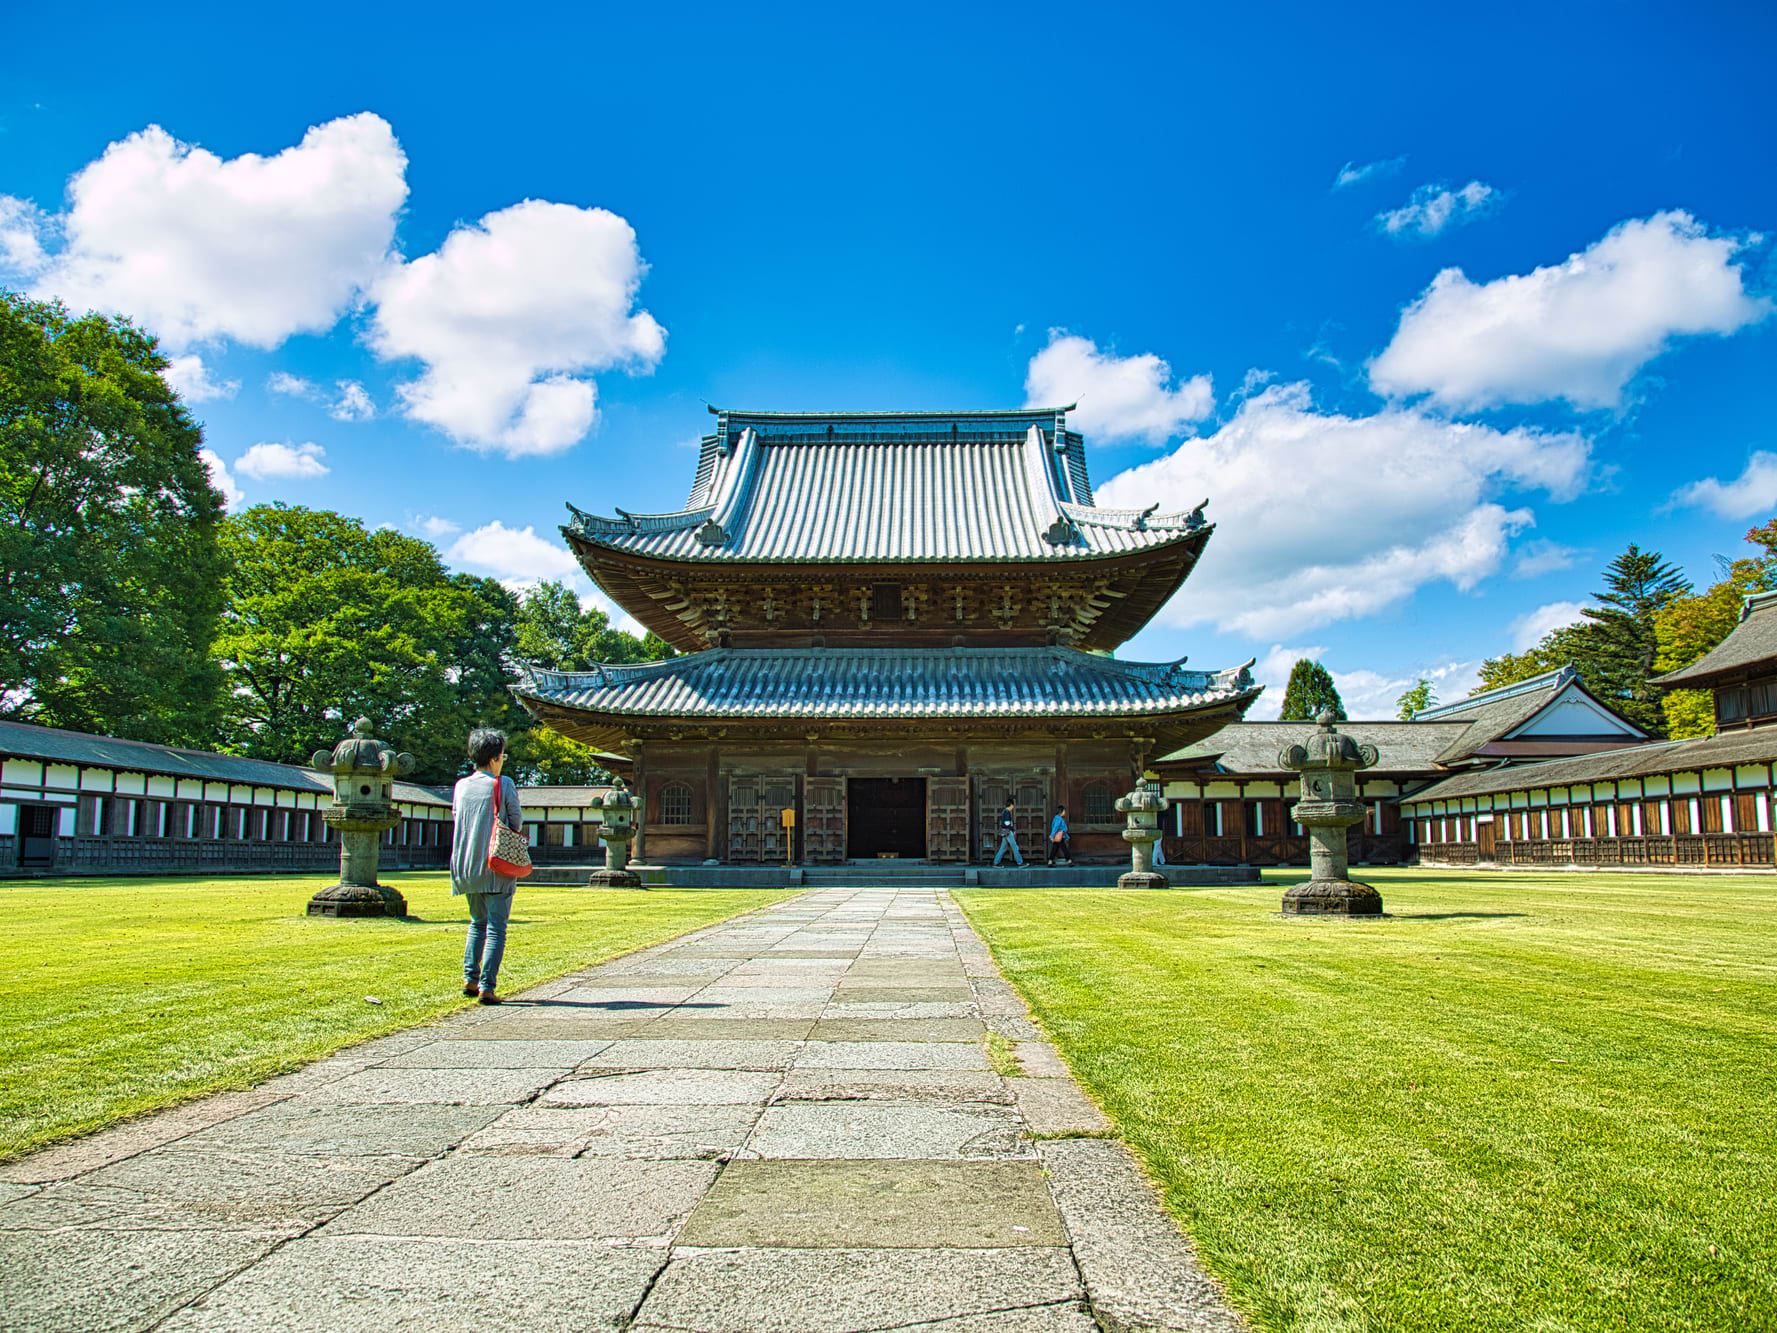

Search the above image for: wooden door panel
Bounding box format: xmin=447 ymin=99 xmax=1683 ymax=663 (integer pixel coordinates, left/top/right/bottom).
xmin=805 ymin=777 xmax=847 ymax=863
xmin=727 ymin=777 xmax=761 ymax=862
xmin=927 ymin=778 xmax=970 ymax=863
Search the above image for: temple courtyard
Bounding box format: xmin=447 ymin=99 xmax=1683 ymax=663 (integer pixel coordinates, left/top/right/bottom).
xmin=1 ymin=871 xmax=1771 ymax=1331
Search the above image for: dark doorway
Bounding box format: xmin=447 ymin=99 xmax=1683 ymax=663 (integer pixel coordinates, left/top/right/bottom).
xmin=848 ymin=778 xmax=927 ymax=859
xmin=17 ymin=804 xmax=56 ymax=867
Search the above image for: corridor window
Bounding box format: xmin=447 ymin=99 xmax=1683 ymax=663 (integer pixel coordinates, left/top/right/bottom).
xmin=1082 ymin=782 xmax=1114 ymax=822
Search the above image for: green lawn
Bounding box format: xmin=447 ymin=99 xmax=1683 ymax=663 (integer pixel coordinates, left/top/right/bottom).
xmin=0 ymin=872 xmax=792 ymax=1162
xmin=957 ymin=869 xmax=1775 ymax=1333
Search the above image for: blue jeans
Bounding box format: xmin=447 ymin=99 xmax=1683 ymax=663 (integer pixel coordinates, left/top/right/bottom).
xmin=464 ymin=891 xmax=513 ymax=992
xmin=993 ymin=832 xmax=1024 ymax=866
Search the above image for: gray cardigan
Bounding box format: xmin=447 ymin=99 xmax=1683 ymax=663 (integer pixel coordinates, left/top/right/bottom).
xmin=451 ymin=771 xmax=524 ymax=896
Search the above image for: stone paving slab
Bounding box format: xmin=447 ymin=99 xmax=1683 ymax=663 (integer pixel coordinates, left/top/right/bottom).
xmin=746 ymin=1103 xmax=1030 ymax=1159
xmin=375 ymin=1038 xmax=611 ymax=1068
xmin=321 ymin=1156 xmax=718 ymax=1241
xmin=459 ymin=1104 xmax=762 ymax=1159
xmin=447 ymin=1011 xmax=666 ymax=1039
xmin=633 ymin=1247 xmax=1088 ymax=1333
xmin=580 ymin=1038 xmax=803 ymax=1071
xmin=836 ymin=986 xmax=977 ymax=1003
xmin=0 ymin=1149 xmax=417 ymax=1235
xmin=1011 ymin=1078 xmax=1114 ymax=1136
xmin=808 ymin=1017 xmax=984 ymax=1042
xmin=1039 ymin=1138 xmax=1246 ymax=1332
xmin=677 ymin=1160 xmax=1065 ymax=1248
xmin=773 ymin=1067 xmax=1015 ymax=1104
xmin=307 ymin=1065 xmax=556 ymax=1106
xmin=173 ymin=1100 xmax=503 ymax=1157
xmin=796 ymin=1040 xmax=990 ymax=1070
xmin=0 ymin=1227 xmax=280 ymax=1333
xmin=158 ymin=1237 xmax=666 ymax=1332
xmin=638 ymin=1017 xmax=817 ymax=1041
xmin=823 ymin=1000 xmax=978 ymax=1020
xmin=541 ymin=1068 xmax=782 ymax=1106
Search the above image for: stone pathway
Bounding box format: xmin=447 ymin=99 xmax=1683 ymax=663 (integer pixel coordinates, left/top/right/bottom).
xmin=0 ymin=887 xmax=1241 ymax=1332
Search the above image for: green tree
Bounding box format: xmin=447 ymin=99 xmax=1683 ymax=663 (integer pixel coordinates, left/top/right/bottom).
xmin=1396 ymin=677 xmax=1436 ymax=720
xmin=0 ymin=294 xmax=227 ymax=742
xmin=1477 ymin=544 xmax=1690 ymax=735
xmin=1652 ymin=521 xmax=1777 ymax=738
xmin=213 ymin=505 xmax=521 ymax=782
xmin=1279 ymin=659 xmax=1345 ymax=721
xmin=505 ymin=580 xmax=672 ymax=784
xmin=1579 ymin=544 xmax=1691 ymax=734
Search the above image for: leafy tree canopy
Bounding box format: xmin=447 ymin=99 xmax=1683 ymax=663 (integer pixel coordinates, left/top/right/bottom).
xmin=213 ymin=505 xmax=525 ymax=783
xmin=1279 ymin=659 xmax=1345 ymax=721
xmin=1396 ymin=677 xmax=1436 ymax=721
xmin=504 ymin=580 xmax=671 ymax=785
xmin=0 ymin=293 xmax=226 ymax=743
xmin=1653 ymin=521 xmax=1777 ymax=739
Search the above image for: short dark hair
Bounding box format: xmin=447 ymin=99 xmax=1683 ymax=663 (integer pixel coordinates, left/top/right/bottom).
xmin=1004 ymin=798 xmax=1015 ymax=807
xmin=1054 ymin=804 xmax=1065 ymax=814
xmin=467 ymin=728 xmax=507 ymax=767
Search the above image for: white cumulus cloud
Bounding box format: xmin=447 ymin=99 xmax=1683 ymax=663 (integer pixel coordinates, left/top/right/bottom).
xmin=1024 ymin=331 xmax=1213 ymax=445
xmin=1244 ymin=645 xmax=1480 ymax=720
xmin=20 ymin=113 xmax=407 ymax=351
xmin=164 ymin=354 xmax=238 ymax=403
xmin=1376 ymin=180 xmax=1500 ymax=239
xmin=235 ymin=441 xmax=329 ymax=481
xmin=1096 ymin=381 xmax=1592 ymax=639
xmin=1666 ymin=450 xmax=1777 ymax=519
xmin=200 ymin=448 xmax=243 ymax=509
xmin=0 ymin=196 xmax=50 ymax=274
xmin=329 ymin=380 xmax=375 ymax=421
xmin=267 ymin=372 xmax=316 ymax=398
xmin=447 ymin=521 xmax=582 ymax=582
xmin=371 ymin=200 xmax=665 ymax=457
xmin=1370 ymin=210 xmax=1771 ymax=411
xmin=414 ymin=515 xmax=462 ymax=539
xmin=1509 ymin=600 xmax=1587 ymax=652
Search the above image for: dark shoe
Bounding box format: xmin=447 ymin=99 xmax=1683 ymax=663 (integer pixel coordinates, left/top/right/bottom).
xmin=478 ymin=990 xmax=503 ymax=1005
xmin=462 ymin=983 xmax=480 ymax=997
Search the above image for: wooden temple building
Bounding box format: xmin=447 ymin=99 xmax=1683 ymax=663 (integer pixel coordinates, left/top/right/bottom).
xmin=514 ymin=407 xmax=1262 ymax=866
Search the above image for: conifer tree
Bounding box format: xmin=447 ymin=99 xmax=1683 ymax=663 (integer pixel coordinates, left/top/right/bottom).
xmin=1396 ymin=677 xmax=1435 ymax=720
xmin=1279 ymin=659 xmax=1346 ymax=720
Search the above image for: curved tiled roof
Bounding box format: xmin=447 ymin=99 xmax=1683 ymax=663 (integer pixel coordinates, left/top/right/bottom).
xmin=1652 ymin=589 xmax=1777 ymax=687
xmin=565 ymin=409 xmax=1208 ymax=565
xmin=514 ymin=647 xmax=1258 ymax=721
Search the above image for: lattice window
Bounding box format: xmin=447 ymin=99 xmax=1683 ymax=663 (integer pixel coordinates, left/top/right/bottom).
xmin=661 ymin=782 xmax=694 ymax=825
xmin=1082 ymin=781 xmax=1114 ymax=823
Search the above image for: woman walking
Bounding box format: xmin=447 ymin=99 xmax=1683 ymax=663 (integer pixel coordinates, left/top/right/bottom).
xmin=452 ymin=728 xmax=525 ymax=1004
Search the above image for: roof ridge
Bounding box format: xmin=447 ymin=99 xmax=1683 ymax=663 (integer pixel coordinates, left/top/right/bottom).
xmin=1414 ymin=665 xmax=1574 ymax=719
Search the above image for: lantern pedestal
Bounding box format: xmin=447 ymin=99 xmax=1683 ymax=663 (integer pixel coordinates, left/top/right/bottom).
xmin=1115 ymin=784 xmax=1170 ymax=890
xmin=1278 ymin=713 xmax=1384 ymax=918
xmin=589 ymin=778 xmax=645 ymax=889
xmin=304 ymin=718 xmax=415 ymax=919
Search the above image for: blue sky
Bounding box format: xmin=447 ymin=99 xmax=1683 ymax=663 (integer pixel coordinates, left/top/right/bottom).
xmin=5 ymin=1 xmax=1774 ymax=717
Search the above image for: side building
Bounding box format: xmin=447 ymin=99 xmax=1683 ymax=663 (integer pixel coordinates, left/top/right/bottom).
xmin=1154 ymin=667 xmax=1648 ymax=867
xmin=0 ymin=720 xmax=612 ymax=878
xmin=1400 ymin=591 xmax=1777 ymax=870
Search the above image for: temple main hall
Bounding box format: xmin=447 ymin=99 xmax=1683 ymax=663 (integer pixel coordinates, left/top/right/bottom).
xmin=514 ymin=407 xmax=1260 ymax=865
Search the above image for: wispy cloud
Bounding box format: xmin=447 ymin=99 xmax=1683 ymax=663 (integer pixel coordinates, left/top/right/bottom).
xmin=1332 ymin=156 xmax=1406 ymax=190
xmin=1376 ymin=180 xmax=1501 ymax=239
xmin=1666 ymin=450 xmax=1777 ymax=519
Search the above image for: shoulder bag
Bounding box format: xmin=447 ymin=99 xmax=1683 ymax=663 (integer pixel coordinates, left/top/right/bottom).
xmin=488 ymin=777 xmax=533 ymax=878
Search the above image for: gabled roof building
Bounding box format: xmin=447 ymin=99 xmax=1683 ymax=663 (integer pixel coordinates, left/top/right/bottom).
xmin=517 ymin=407 xmax=1260 ymax=865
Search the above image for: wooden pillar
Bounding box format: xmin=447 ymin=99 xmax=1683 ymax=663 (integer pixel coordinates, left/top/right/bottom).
xmin=1237 ymin=780 xmax=1249 ymax=865
xmin=632 ymin=743 xmax=648 ymax=864
xmin=705 ymin=747 xmax=720 ymax=862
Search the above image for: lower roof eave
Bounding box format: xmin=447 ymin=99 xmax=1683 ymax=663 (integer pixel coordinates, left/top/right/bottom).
xmin=513 ymin=692 xmax=1257 ymax=760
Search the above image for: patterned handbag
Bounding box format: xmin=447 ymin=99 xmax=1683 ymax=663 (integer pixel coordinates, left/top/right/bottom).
xmin=487 ymin=778 xmax=533 ymax=878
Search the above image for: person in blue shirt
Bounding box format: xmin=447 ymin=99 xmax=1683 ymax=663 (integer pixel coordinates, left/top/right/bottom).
xmin=1048 ymin=804 xmax=1072 ymax=865
xmin=992 ymin=799 xmax=1024 ymax=866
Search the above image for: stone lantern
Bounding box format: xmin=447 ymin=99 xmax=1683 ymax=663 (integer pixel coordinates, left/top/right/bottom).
xmin=1115 ymin=782 xmax=1170 ymax=890
xmin=1278 ymin=711 xmax=1383 ymax=916
xmin=305 ymin=717 xmax=416 ymax=918
xmin=587 ymin=777 xmax=642 ymax=888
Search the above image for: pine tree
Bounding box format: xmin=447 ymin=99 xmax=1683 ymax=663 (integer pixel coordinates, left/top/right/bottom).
xmin=1279 ymin=659 xmax=1346 ymax=721
xmin=1580 ymin=544 xmax=1691 ymax=735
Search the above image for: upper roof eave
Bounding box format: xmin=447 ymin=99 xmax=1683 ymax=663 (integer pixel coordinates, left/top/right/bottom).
xmin=707 ymin=405 xmax=1077 ymax=420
